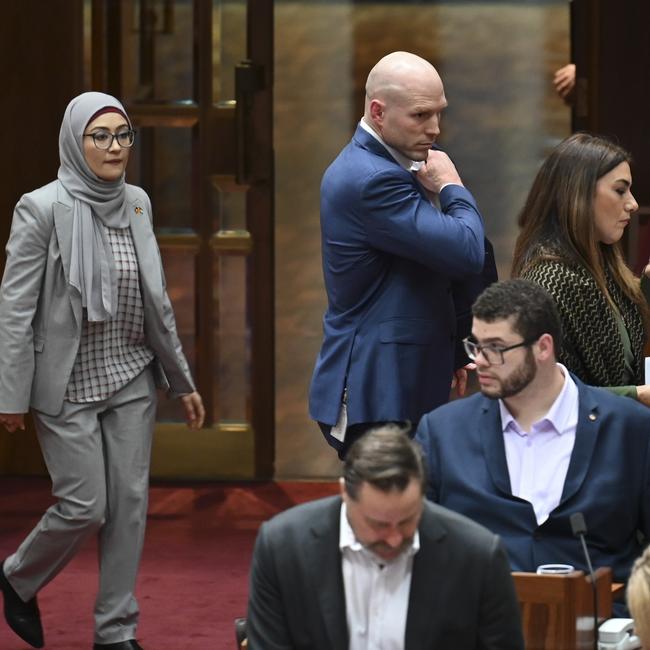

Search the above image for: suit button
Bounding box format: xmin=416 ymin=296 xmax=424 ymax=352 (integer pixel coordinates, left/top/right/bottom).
xmin=533 ymin=531 xmax=541 ymax=540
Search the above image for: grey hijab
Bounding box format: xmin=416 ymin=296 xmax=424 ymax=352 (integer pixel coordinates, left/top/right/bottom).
xmin=57 ymin=92 xmax=131 ymax=322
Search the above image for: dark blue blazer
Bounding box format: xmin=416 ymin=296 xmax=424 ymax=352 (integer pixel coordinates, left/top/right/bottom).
xmin=309 ymin=125 xmax=491 ymax=426
xmin=415 ymin=376 xmax=650 ymax=584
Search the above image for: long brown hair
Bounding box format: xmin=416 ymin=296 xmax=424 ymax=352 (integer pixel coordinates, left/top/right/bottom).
xmin=511 ymin=132 xmax=643 ymax=310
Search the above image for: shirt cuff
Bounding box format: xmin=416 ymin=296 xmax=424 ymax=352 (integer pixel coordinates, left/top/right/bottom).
xmin=439 ymin=182 xmax=462 ymax=193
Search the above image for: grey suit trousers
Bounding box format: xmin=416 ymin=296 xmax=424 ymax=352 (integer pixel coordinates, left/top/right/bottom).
xmin=3 ymin=367 xmax=157 ymax=644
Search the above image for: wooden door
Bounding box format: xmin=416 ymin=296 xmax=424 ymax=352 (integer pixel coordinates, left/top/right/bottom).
xmin=0 ymin=1 xmax=85 ymax=475
xmin=571 ymin=0 xmax=650 ymax=274
xmin=90 ymin=0 xmax=274 ymax=479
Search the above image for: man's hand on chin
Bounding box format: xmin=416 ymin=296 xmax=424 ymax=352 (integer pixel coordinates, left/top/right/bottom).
xmin=416 ymin=149 xmax=463 ymax=194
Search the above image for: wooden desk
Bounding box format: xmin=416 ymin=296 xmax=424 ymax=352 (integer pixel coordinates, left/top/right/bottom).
xmin=513 ymin=567 xmax=613 ymax=650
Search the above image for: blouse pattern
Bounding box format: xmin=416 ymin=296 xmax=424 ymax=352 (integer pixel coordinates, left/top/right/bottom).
xmin=65 ymin=225 xmax=154 ymax=402
xmin=521 ymin=259 xmax=645 ymax=387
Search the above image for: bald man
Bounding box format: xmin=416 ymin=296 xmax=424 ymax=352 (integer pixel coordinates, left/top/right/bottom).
xmin=310 ymin=51 xmax=496 ymax=458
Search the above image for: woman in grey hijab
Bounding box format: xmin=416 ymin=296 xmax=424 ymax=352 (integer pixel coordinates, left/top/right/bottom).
xmin=0 ymin=92 xmax=204 ymax=650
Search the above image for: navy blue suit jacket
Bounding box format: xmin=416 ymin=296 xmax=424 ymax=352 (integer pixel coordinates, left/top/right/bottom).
xmin=310 ymin=125 xmax=492 ymax=426
xmin=415 ymin=376 xmax=650 ymax=584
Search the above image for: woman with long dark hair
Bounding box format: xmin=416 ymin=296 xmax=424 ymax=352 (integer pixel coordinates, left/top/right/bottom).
xmin=512 ymin=132 xmax=650 ymax=402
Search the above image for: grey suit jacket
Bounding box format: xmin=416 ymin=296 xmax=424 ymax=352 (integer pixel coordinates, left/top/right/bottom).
xmin=247 ymin=496 xmax=524 ymax=650
xmin=0 ymin=180 xmax=195 ymax=416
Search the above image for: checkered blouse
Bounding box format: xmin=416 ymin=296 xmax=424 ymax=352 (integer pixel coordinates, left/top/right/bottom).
xmin=65 ymin=225 xmax=155 ymax=402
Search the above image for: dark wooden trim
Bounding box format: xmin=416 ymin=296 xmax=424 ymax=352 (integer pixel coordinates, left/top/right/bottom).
xmin=247 ymin=0 xmax=275 ymax=478
xmin=570 ymin=0 xmax=650 ymax=273
xmin=0 ymin=0 xmax=85 ymax=475
xmin=105 ymin=1 xmax=123 ymax=96
xmin=195 ymin=0 xmax=216 ymax=426
xmin=123 ymin=103 xmax=199 ymax=127
xmin=91 ymin=0 xmax=106 ymax=89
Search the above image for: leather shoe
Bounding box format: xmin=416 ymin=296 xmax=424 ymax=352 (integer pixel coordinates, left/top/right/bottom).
xmin=93 ymin=641 xmax=144 ymax=649
xmin=0 ymin=559 xmax=44 ymax=648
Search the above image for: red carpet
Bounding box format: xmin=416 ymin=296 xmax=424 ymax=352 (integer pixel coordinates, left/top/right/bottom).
xmin=0 ymin=477 xmax=339 ymax=649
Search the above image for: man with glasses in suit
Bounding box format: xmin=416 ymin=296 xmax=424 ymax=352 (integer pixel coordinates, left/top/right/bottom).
xmin=415 ymin=279 xmax=650 ymax=613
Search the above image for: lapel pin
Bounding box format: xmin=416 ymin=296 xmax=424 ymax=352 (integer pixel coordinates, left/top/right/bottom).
xmin=134 ymin=206 xmax=143 ymax=215
xmin=588 ymin=413 xmax=597 ymax=421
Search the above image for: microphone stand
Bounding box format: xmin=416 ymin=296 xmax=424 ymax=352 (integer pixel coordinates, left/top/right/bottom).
xmin=571 ymin=512 xmax=598 ymax=650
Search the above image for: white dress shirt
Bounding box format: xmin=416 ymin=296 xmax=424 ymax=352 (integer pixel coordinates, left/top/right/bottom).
xmin=499 ymin=364 xmax=578 ymax=525
xmin=359 ymin=119 xmax=423 ymax=172
xmin=358 ymin=119 xmax=458 ymax=193
xmin=340 ymin=503 xmax=419 ymax=650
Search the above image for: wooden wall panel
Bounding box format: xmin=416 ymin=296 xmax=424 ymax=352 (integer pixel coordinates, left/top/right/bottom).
xmin=0 ymin=0 xmax=84 ymax=474
xmin=572 ymin=0 xmax=650 ymax=272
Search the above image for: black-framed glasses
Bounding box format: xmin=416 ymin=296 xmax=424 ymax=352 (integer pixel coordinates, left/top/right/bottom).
xmin=83 ymin=129 xmax=136 ymax=150
xmin=462 ymin=335 xmax=539 ymax=366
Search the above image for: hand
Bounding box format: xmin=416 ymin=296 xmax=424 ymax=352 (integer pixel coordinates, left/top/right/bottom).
xmin=180 ymin=392 xmax=205 ymax=429
xmin=416 ymin=149 xmax=463 ymax=194
xmin=451 ymin=363 xmax=476 ymax=397
xmin=0 ymin=413 xmax=26 ymax=433
xmin=636 ymin=385 xmax=650 ymax=407
xmin=553 ymin=63 xmax=576 ymax=100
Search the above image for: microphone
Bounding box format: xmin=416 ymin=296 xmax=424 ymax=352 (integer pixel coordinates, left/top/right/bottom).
xmin=570 ymin=512 xmax=598 ymax=650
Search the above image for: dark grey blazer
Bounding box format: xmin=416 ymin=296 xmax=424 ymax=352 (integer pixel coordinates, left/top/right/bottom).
xmin=0 ymin=180 xmax=195 ymax=416
xmin=247 ymin=495 xmax=524 ymax=650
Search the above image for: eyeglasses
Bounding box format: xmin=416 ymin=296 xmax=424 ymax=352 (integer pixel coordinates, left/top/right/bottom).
xmin=462 ymin=335 xmax=539 ymax=366
xmin=83 ymin=129 xmax=136 ymax=150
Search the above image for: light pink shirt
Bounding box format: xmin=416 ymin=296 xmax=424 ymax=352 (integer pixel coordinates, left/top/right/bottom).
xmin=499 ymin=364 xmax=578 ymax=525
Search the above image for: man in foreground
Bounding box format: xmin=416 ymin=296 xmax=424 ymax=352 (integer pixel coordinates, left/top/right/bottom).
xmin=247 ymin=426 xmax=524 ymax=649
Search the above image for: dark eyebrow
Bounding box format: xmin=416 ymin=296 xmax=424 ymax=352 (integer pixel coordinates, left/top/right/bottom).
xmin=470 ymin=335 xmax=506 ymax=345
xmin=87 ymin=124 xmax=130 ymax=133
xmin=614 ymin=179 xmax=631 ymax=187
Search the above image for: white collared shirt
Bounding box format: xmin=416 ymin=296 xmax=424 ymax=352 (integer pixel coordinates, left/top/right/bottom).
xmin=359 ymin=119 xmax=458 ymax=196
xmin=499 ymin=364 xmax=579 ymax=525
xmin=359 ymin=119 xmax=423 ymax=172
xmin=339 ymin=502 xmax=419 ymax=650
